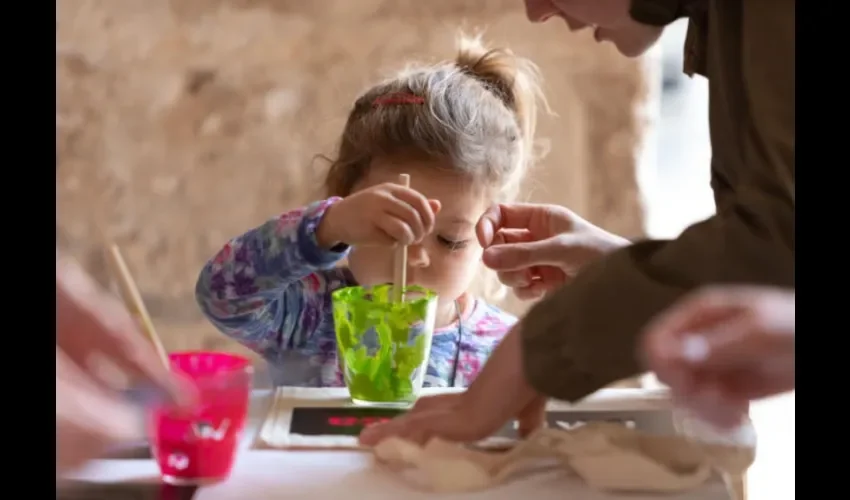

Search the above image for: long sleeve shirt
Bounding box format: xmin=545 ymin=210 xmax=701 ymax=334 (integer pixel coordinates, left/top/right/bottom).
xmin=196 ymin=197 xmax=516 ymax=387
xmin=521 ymin=0 xmax=795 ymax=402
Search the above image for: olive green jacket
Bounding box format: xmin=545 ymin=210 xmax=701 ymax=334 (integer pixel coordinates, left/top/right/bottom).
xmin=521 ymin=0 xmax=795 ymax=401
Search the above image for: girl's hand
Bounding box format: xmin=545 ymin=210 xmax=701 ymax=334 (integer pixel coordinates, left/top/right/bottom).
xmin=317 ymin=184 xmax=441 ymax=248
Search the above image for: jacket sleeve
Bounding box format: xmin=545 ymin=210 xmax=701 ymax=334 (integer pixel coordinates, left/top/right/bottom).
xmin=519 ymin=0 xmax=795 ymax=403
xmin=195 ymin=197 xmax=350 ymax=360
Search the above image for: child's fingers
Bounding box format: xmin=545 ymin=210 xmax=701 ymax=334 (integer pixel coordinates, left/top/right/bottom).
xmin=379 ymin=195 xmax=427 ymax=241
xmin=361 ymin=229 xmax=398 ymax=247
xmin=376 ymin=215 xmax=417 ymax=245
xmin=388 ymin=185 xmax=436 ymax=235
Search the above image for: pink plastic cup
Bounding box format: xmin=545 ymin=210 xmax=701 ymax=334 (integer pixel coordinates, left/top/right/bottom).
xmin=148 ymin=352 xmax=253 ymax=485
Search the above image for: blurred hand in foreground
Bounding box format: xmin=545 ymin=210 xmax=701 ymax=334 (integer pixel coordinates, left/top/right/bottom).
xmin=642 ymin=286 xmax=795 ymax=428
xmin=56 ymin=252 xmax=192 ymax=474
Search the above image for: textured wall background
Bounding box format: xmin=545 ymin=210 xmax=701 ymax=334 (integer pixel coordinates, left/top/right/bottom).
xmin=57 ymin=0 xmax=647 ymax=356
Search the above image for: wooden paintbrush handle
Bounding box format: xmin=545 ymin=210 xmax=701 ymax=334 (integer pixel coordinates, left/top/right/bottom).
xmin=392 ymin=173 xmax=411 ymax=302
xmin=106 ymin=244 xmax=171 ymax=369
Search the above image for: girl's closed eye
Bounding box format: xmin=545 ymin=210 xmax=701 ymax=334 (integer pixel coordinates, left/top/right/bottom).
xmin=437 ymin=235 xmax=470 ymax=251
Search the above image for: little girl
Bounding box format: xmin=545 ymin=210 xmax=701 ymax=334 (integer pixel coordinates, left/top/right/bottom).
xmin=196 ymin=34 xmax=545 ymax=388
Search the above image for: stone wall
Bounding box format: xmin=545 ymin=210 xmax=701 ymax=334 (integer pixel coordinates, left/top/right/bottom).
xmin=57 ymin=0 xmax=647 ymax=356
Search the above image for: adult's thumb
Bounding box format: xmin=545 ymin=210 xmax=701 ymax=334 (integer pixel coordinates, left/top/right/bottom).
xmin=482 ymin=239 xmax=565 ymax=272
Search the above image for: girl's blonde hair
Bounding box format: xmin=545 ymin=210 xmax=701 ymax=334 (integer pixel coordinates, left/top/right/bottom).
xmin=325 ymin=32 xmax=546 ymax=202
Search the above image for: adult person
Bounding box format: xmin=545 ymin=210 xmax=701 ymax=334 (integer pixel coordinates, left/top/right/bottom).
xmin=360 ymin=0 xmax=794 ymax=446
xmin=56 ymin=252 xmax=189 ymax=475
xmin=642 ymin=286 xmax=795 ymax=428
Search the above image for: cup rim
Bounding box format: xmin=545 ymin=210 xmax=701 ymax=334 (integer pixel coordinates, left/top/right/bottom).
xmin=331 ymin=283 xmax=438 ymax=303
xmin=167 ymin=351 xmax=255 ymax=377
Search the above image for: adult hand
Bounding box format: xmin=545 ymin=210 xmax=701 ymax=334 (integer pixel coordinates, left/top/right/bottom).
xmin=56 ymin=347 xmax=143 ymax=475
xmin=359 ymin=324 xmax=546 ymax=446
xmin=641 ymin=286 xmax=795 ymax=429
xmin=56 ymin=252 xmax=193 ymax=474
xmin=56 ymin=253 xmax=189 ymax=404
xmin=476 ymin=203 xmax=629 ymax=299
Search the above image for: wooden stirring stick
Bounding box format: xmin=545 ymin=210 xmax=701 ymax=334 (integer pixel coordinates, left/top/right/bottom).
xmin=105 ymin=244 xmax=171 ymax=369
xmin=392 ymin=173 xmax=411 ymax=302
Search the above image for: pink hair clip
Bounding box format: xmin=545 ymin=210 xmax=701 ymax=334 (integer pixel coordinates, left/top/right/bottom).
xmin=372 ymin=93 xmax=425 ymax=107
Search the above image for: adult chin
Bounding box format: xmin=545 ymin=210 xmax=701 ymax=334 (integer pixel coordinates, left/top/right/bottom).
xmin=613 ymin=26 xmax=664 ymax=58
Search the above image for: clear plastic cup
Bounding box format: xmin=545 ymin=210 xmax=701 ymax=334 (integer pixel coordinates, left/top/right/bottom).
xmin=148 ymin=352 xmax=253 ymax=485
xmin=332 ymin=284 xmax=438 ymax=407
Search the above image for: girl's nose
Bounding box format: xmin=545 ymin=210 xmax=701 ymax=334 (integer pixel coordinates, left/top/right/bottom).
xmin=408 ymin=245 xmax=430 ymax=268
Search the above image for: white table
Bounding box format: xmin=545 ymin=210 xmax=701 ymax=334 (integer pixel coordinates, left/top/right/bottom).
xmin=195 ymin=450 xmax=731 ymax=500
xmin=67 ymin=389 xmax=736 ymax=500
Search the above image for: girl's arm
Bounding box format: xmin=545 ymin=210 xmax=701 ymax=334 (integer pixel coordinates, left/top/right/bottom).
xmin=195 ymin=198 xmax=350 ymax=360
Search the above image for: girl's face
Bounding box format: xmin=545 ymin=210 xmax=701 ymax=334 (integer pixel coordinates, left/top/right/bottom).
xmin=347 ymin=157 xmax=490 ymax=322
xmin=523 ymin=0 xmax=663 ymax=58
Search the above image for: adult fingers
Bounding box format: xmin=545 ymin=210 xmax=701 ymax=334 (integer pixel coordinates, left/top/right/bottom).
xmin=720 ymin=365 xmax=796 ymax=401
xmin=676 ymin=316 xmax=774 ymax=370
xmin=489 ymin=232 xmax=537 ymax=289
xmin=57 ymin=350 xmax=142 ymax=440
xmin=513 ymin=281 xmax=561 ymax=301
xmin=676 ymin=381 xmax=750 ymax=430
xmin=482 ymin=237 xmax=572 ymax=272
xmin=57 ymin=349 xmax=143 ymax=473
xmin=497 ymin=269 xmax=535 ymax=288
xmin=359 ymin=409 xmax=436 ymax=447
xmin=56 ymin=268 xmax=190 ymax=408
xmin=660 ymin=326 xmax=793 ymax=415
xmin=477 ymin=204 xmax=532 ymax=247
xmin=360 ymin=407 xmax=487 ymax=447
xmin=643 ymin=284 xmax=785 ymax=351
xmin=477 ymin=203 xmax=564 ymax=247
xmin=490 ymin=228 xmax=535 ymax=246
xmin=641 ymin=291 xmax=745 ymax=368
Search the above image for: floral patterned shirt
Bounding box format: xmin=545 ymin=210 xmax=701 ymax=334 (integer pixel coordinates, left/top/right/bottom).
xmin=195 ymin=197 xmax=517 ymax=388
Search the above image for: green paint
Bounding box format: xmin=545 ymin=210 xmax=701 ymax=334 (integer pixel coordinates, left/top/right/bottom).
xmin=332 ymin=284 xmax=437 ymax=405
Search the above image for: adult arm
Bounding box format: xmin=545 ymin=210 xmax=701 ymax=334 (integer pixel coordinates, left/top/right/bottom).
xmin=521 ymin=0 xmax=795 ymax=402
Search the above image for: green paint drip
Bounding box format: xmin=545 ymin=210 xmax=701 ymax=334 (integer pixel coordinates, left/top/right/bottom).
xmin=332 ymin=284 xmax=438 ymax=404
